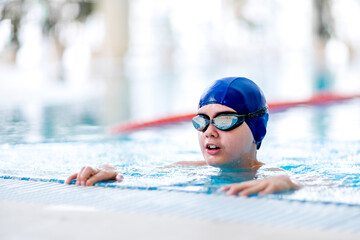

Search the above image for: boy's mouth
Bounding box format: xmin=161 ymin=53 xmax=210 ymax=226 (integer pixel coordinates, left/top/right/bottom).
xmin=206 ymin=144 xmax=220 ymax=150
xmin=205 ymin=144 xmax=221 ymax=154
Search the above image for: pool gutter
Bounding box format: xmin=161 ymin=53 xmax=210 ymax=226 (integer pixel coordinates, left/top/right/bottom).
xmin=1 ymin=178 xmax=360 ymax=240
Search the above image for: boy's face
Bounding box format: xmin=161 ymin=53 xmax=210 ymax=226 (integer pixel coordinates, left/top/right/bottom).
xmin=197 ymin=104 xmax=256 ymax=169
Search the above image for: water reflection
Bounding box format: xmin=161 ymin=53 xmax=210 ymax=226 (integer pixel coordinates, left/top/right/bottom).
xmin=0 ymin=101 xmax=103 ymax=144
xmin=0 ymin=107 xmax=28 ymax=144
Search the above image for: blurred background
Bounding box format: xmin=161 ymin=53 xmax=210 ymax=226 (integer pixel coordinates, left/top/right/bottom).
xmin=0 ymin=0 xmax=360 ymax=143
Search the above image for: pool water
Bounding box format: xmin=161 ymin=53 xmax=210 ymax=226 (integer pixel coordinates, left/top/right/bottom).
xmin=1 ymin=99 xmax=360 ymax=205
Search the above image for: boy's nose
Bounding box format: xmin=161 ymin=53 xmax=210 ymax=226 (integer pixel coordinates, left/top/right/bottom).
xmin=204 ymin=123 xmax=219 ymax=138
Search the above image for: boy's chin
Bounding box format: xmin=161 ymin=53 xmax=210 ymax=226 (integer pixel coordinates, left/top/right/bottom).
xmin=206 ymin=158 xmax=246 ymax=170
xmin=205 ymin=157 xmax=230 ymax=168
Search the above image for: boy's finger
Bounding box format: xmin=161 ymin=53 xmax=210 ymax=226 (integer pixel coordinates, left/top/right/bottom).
xmin=76 ymin=167 xmax=86 ymax=185
xmin=65 ymin=173 xmax=78 ymax=184
xmin=116 ymin=173 xmax=124 ymax=182
xmin=225 ymin=181 xmax=258 ymax=195
xmin=86 ymin=171 xmax=117 ymax=186
xmin=78 ymin=167 xmax=95 ymax=185
xmin=218 ymin=185 xmax=231 ymax=191
xmin=238 ymin=181 xmax=267 ymax=197
xmin=226 ymin=185 xmax=247 ymax=196
xmin=258 ymin=185 xmax=274 ymax=196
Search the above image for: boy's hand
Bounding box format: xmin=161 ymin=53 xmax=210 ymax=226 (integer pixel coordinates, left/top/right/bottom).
xmin=65 ymin=164 xmax=123 ymax=186
xmin=219 ymin=175 xmax=301 ymax=197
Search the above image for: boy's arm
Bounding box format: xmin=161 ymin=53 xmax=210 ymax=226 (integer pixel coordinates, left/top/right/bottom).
xmin=219 ymin=175 xmax=302 ymax=196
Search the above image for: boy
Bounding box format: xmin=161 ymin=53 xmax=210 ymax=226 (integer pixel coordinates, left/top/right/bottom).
xmin=66 ymin=77 xmax=301 ymax=196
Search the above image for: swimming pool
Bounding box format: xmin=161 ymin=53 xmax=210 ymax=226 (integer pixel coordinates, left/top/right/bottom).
xmin=1 ymin=99 xmax=360 ymax=206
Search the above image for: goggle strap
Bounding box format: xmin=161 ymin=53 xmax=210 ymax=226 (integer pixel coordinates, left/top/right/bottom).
xmin=246 ymin=106 xmax=268 ymax=119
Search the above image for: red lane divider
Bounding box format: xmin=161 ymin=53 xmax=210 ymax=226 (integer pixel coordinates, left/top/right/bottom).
xmin=110 ymin=113 xmax=196 ymax=133
xmin=267 ymin=92 xmax=360 ymax=110
xmin=110 ymin=92 xmax=360 ymax=134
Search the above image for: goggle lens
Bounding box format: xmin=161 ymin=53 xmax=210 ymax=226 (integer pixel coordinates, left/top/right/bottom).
xmin=212 ymin=115 xmax=239 ymax=130
xmin=192 ymin=115 xmax=209 ymax=132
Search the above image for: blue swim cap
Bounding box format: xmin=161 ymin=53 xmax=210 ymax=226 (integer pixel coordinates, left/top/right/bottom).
xmin=198 ymin=77 xmax=269 ymax=149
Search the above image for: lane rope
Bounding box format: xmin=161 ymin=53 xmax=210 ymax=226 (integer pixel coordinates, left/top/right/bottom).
xmin=110 ymin=92 xmax=360 ymax=133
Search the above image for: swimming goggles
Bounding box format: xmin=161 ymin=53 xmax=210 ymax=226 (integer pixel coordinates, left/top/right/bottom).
xmin=192 ymin=106 xmax=268 ymax=132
